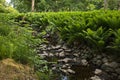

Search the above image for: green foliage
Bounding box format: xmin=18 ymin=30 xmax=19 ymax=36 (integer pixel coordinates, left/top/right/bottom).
xmin=0 ymin=22 xmax=38 ymax=64
xmin=11 ymin=0 xmax=104 ymax=12
xmin=0 ymin=4 xmax=8 ymax=13
xmin=82 ymin=27 xmax=112 ymax=52
xmin=34 ymin=56 xmax=56 ymax=80
xmin=111 ymin=29 xmax=120 ymax=51
xmin=0 ymin=2 xmax=18 ymax=13
xmin=9 ymin=10 xmax=120 ymax=54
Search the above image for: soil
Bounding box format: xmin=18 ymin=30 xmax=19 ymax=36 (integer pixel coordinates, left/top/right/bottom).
xmin=0 ymin=58 xmax=38 ymax=80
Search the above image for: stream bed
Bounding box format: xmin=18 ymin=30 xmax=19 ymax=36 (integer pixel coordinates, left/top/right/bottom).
xmin=55 ymin=64 xmax=94 ymax=80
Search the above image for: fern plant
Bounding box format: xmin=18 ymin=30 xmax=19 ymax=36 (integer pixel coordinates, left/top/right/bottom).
xmin=82 ymin=27 xmax=112 ymax=53
xmin=111 ymin=29 xmax=120 ymax=50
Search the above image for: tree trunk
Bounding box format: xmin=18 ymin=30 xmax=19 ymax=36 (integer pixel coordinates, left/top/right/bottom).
xmin=104 ymin=0 xmax=108 ymax=10
xmin=31 ymin=0 xmax=35 ymax=12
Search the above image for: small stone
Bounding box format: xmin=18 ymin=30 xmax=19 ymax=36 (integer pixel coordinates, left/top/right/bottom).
xmin=95 ymin=69 xmax=102 ymax=75
xmin=49 ymin=53 xmax=54 ymax=57
xmin=108 ymin=62 xmax=118 ymax=69
xmin=62 ymin=45 xmax=67 ymax=50
xmin=115 ymin=68 xmax=120 ymax=75
xmin=90 ymin=75 xmax=101 ymax=80
xmin=81 ymin=59 xmax=88 ymax=66
xmin=52 ymin=45 xmax=61 ymax=49
xmin=58 ymin=58 xmax=72 ymax=63
xmin=118 ymin=75 xmax=120 ymax=80
xmin=111 ymin=73 xmax=118 ymax=78
xmin=96 ymin=55 xmax=102 ymax=59
xmin=64 ymin=49 xmax=72 ymax=52
xmin=59 ymin=51 xmax=65 ymax=57
xmin=43 ymin=51 xmax=48 ymax=55
xmin=101 ymin=63 xmax=114 ymax=72
xmin=73 ymin=53 xmax=79 ymax=57
xmin=57 ymin=49 xmax=63 ymax=52
xmin=40 ymin=51 xmax=48 ymax=58
xmin=73 ymin=58 xmax=77 ymax=62
xmin=99 ymin=72 xmax=110 ymax=80
xmin=60 ymin=69 xmax=68 ymax=74
xmin=62 ymin=65 xmax=67 ymax=69
xmin=102 ymin=58 xmax=108 ymax=63
xmin=67 ymin=69 xmax=75 ymax=74
xmin=96 ymin=60 xmax=102 ymax=66
xmin=47 ymin=47 xmax=52 ymax=50
xmin=41 ymin=44 xmax=47 ymax=48
xmin=55 ymin=53 xmax=59 ymax=57
xmin=52 ymin=67 xmax=56 ymax=70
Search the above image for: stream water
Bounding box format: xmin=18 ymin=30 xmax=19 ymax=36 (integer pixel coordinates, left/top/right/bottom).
xmin=53 ymin=64 xmax=94 ymax=80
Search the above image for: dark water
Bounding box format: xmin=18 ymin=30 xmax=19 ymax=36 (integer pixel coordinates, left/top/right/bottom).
xmin=57 ymin=65 xmax=94 ymax=80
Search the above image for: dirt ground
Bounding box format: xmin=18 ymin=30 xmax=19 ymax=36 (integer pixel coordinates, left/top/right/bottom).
xmin=0 ymin=58 xmax=38 ymax=80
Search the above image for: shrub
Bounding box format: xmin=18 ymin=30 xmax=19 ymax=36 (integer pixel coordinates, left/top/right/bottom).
xmin=0 ymin=22 xmax=38 ymax=64
xmin=7 ymin=10 xmax=120 ymax=54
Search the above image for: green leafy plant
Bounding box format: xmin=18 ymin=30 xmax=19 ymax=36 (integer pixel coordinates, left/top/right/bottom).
xmin=82 ymin=27 xmax=112 ymax=53
xmin=111 ymin=29 xmax=120 ymax=51
xmin=0 ymin=22 xmax=39 ymax=64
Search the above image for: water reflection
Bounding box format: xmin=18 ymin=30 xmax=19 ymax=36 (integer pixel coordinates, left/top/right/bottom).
xmin=61 ymin=75 xmax=69 ymax=80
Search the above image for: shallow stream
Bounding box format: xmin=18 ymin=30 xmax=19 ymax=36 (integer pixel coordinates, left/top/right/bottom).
xmin=54 ymin=64 xmax=94 ymax=80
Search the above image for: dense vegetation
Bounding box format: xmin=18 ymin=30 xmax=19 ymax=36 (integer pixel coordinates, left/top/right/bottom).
xmin=0 ymin=1 xmax=120 ymax=80
xmin=9 ymin=10 xmax=120 ymax=55
xmin=1 ymin=10 xmax=120 ymax=58
xmin=10 ymin=0 xmax=120 ymax=12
